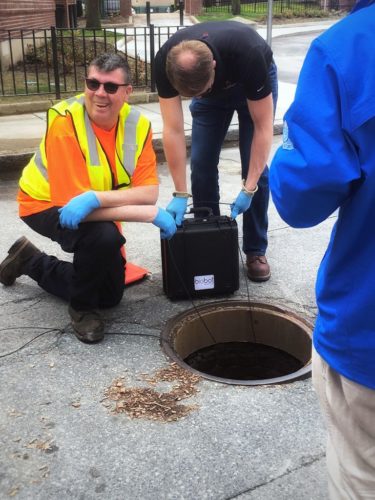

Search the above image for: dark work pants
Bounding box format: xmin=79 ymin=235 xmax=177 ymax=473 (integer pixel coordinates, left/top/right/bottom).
xmin=189 ymin=62 xmax=278 ymax=256
xmin=22 ymin=207 xmax=126 ymax=311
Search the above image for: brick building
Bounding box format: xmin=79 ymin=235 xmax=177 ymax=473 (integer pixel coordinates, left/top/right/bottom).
xmin=0 ymin=0 xmax=77 ymax=32
xmin=0 ymin=0 xmax=56 ymax=31
xmin=184 ymin=0 xmax=202 ymax=15
xmin=0 ymin=0 xmax=76 ymax=69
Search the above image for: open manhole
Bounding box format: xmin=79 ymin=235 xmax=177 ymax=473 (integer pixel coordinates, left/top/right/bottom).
xmin=161 ymin=301 xmax=313 ymax=385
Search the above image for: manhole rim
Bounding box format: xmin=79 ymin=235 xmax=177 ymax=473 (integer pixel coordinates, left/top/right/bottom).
xmin=160 ymin=300 xmax=314 ymax=386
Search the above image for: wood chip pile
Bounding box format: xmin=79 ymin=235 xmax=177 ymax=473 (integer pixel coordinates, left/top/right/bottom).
xmin=104 ymin=363 xmax=202 ymax=422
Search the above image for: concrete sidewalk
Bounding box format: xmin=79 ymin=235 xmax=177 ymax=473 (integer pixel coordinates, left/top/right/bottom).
xmin=0 ymin=92 xmax=284 ymax=168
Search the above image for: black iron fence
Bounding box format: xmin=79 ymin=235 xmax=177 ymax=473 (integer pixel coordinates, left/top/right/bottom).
xmin=203 ymin=0 xmax=340 ymax=14
xmin=0 ymin=25 xmax=183 ymax=99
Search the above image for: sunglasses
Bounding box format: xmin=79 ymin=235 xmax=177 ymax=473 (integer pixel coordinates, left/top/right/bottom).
xmin=85 ymin=78 xmax=129 ymax=94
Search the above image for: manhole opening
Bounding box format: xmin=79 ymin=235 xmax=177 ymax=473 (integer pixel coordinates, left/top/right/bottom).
xmin=184 ymin=342 xmax=304 ymax=380
xmin=161 ymin=301 xmax=313 ymax=386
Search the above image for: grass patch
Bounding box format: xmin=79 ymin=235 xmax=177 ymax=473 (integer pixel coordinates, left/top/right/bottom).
xmin=197 ymin=11 xmax=267 ymax=21
xmin=58 ymin=28 xmax=118 ymax=40
xmin=197 ymin=4 xmax=343 ymax=23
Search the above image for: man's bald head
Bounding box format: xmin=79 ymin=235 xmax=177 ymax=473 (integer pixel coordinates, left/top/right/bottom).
xmin=166 ymin=40 xmax=215 ymax=97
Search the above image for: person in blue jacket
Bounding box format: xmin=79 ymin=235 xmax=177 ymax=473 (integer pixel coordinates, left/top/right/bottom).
xmin=269 ymin=2 xmax=375 ymax=497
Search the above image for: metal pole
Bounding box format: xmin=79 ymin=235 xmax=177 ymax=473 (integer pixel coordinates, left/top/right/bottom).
xmin=266 ymin=0 xmax=273 ymax=48
xmin=150 ymin=24 xmax=156 ymax=92
xmin=146 ymin=1 xmax=151 ymax=27
xmin=179 ymin=1 xmax=184 ymax=26
xmin=51 ymin=27 xmax=61 ymax=100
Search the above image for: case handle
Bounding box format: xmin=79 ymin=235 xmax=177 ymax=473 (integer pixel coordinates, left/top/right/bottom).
xmin=187 ymin=207 xmax=214 ymax=217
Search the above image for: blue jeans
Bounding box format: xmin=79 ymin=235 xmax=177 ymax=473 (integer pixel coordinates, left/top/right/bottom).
xmin=189 ymin=62 xmax=278 ymax=255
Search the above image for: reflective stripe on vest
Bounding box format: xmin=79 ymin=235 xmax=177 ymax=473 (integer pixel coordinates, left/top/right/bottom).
xmin=84 ymin=110 xmax=100 ymax=166
xmin=19 ymin=95 xmax=150 ymax=200
xmin=123 ymin=107 xmax=141 ymax=176
xmin=33 ymin=148 xmax=48 ymax=181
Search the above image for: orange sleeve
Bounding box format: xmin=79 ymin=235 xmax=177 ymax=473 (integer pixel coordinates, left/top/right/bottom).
xmin=131 ymin=128 xmax=159 ymax=188
xmin=46 ymin=115 xmax=91 ymax=206
xmin=18 ymin=115 xmax=90 ymax=217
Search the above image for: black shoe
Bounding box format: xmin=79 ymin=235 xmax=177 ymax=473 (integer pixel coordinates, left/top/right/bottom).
xmin=0 ymin=236 xmax=41 ymax=286
xmin=68 ymin=305 xmax=104 ymax=344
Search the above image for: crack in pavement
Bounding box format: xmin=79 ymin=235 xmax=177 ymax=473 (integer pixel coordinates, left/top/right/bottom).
xmin=224 ymin=452 xmax=326 ymax=499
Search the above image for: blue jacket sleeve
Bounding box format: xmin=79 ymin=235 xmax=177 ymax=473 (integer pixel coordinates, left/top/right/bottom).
xmin=269 ymin=39 xmax=361 ymax=228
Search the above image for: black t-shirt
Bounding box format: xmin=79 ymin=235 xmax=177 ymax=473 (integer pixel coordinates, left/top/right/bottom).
xmin=154 ymin=21 xmax=273 ymax=100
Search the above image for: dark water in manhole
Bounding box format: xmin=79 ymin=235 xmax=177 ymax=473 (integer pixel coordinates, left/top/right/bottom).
xmin=184 ymin=342 xmax=304 ymax=380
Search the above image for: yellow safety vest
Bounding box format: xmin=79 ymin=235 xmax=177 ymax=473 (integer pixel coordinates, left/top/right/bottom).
xmin=19 ymin=94 xmax=151 ymax=201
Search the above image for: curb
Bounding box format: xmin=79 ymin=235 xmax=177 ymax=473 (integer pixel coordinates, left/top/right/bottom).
xmin=0 ymin=123 xmax=283 ymax=175
xmin=0 ymin=91 xmax=160 ymax=117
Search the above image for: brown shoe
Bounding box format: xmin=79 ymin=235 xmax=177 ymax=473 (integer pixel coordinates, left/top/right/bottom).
xmin=246 ymin=255 xmax=271 ymax=282
xmin=68 ymin=305 xmax=104 ymax=344
xmin=0 ymin=236 xmax=41 ymax=286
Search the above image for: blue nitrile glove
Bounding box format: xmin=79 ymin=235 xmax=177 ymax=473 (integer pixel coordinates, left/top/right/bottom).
xmin=230 ymin=190 xmax=253 ymax=219
xmin=58 ymin=191 xmax=100 ymax=230
xmin=153 ymin=207 xmax=177 ymax=240
xmin=166 ymin=196 xmax=188 ymax=226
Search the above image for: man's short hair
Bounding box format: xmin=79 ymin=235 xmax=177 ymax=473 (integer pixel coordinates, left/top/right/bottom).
xmin=89 ymin=52 xmax=131 ymax=84
xmin=166 ymin=40 xmax=213 ymax=97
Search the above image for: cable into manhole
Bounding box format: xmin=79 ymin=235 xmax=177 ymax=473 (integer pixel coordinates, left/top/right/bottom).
xmin=160 ymin=301 xmax=313 ymax=386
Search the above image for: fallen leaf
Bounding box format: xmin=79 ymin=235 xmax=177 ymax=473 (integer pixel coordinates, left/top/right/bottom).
xmin=8 ymin=486 xmax=20 ymax=497
xmin=26 ymin=439 xmax=54 ymax=452
xmin=8 ymin=409 xmax=23 ymax=418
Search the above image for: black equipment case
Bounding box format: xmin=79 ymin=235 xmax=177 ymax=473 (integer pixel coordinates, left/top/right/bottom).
xmin=161 ymin=209 xmax=239 ymax=299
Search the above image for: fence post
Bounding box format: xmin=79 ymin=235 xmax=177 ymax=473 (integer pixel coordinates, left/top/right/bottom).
xmin=150 ymin=24 xmax=156 ymax=92
xmin=179 ymin=1 xmax=184 ymax=25
xmin=51 ymin=27 xmax=61 ymax=100
xmin=146 ymin=1 xmax=151 ymax=26
xmin=266 ymin=0 xmax=273 ymax=47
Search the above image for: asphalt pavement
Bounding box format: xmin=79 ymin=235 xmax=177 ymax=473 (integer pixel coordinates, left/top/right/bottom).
xmin=0 ymin=13 xmax=341 ymax=500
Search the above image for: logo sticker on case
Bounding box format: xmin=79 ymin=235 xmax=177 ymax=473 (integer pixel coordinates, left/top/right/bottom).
xmin=194 ymin=274 xmax=215 ymax=290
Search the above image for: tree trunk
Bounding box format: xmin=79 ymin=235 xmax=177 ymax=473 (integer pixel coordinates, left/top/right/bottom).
xmin=86 ymin=0 xmax=102 ymax=29
xmin=231 ymin=0 xmax=241 ymax=15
